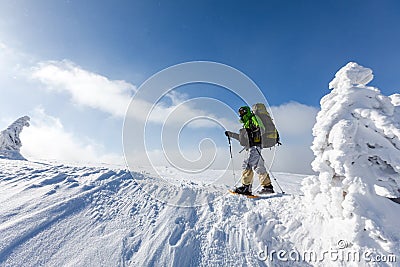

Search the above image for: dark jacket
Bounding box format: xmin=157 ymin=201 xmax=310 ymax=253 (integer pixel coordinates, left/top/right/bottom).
xmin=227 ymin=114 xmax=262 ymax=148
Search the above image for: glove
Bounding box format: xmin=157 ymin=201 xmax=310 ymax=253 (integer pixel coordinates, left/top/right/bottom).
xmin=225 ymin=131 xmax=231 ymax=137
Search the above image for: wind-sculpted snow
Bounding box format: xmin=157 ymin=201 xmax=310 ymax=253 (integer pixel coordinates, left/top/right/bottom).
xmin=301 ymin=62 xmax=400 ymax=263
xmin=0 ymin=156 xmax=398 ymax=266
xmin=0 ymin=158 xmax=314 ymax=266
xmin=0 ymin=116 xmax=30 ymax=160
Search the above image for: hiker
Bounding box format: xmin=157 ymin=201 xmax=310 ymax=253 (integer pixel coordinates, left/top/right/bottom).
xmin=225 ymin=105 xmax=275 ymax=195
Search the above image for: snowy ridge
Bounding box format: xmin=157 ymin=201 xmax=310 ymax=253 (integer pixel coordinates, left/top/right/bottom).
xmin=0 ymin=158 xmax=311 ymax=266
xmin=0 ymin=116 xmax=30 ymax=160
xmin=2 ymin=157 xmax=397 ymax=266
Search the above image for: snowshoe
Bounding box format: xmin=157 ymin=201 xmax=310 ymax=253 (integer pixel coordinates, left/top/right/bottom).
xmin=233 ymin=184 xmax=252 ymax=195
xmin=257 ymin=185 xmax=275 ymax=194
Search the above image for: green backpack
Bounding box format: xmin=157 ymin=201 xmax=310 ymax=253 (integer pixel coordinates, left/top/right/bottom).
xmin=252 ymin=103 xmax=281 ymax=148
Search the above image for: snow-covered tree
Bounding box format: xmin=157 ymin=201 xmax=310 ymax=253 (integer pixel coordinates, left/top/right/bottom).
xmin=301 ymin=62 xmax=400 ymax=256
xmin=0 ymin=116 xmax=30 ymax=159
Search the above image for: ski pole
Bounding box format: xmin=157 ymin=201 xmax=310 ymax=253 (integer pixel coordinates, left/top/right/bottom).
xmin=238 ymin=147 xmax=246 ymax=153
xmin=255 ymin=147 xmax=285 ymax=194
xmin=227 ymin=135 xmax=237 ymax=184
xmin=268 ymin=170 xmax=285 ymax=194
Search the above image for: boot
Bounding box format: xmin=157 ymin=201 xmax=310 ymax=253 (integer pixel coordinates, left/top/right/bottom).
xmin=234 ymin=184 xmax=252 ymax=195
xmin=258 ymin=184 xmax=274 ymax=194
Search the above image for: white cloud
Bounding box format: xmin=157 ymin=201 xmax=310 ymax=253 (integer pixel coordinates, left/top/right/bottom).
xmin=0 ymin=41 xmax=33 ymax=79
xmin=129 ymin=101 xmax=318 ymax=175
xmin=30 ymin=60 xmax=237 ymax=130
xmin=20 ymin=97 xmax=314 ymax=173
xmin=20 ymin=107 xmax=124 ymax=165
xmin=31 ymin=60 xmax=136 ymax=117
xmin=268 ymin=145 xmax=315 ymax=174
xmin=269 ymin=102 xmax=319 ymax=174
xmin=271 ymin=101 xmax=319 ymax=137
xmin=149 ymin=101 xmax=239 ymax=130
xmin=25 ymin=58 xmax=317 ymax=174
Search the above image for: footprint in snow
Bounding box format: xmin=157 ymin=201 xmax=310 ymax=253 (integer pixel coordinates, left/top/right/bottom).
xmin=168 ymin=216 xmax=185 ymax=246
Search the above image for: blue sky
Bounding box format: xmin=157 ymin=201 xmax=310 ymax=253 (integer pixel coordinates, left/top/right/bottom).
xmin=1 ymin=0 xmax=400 ymax=174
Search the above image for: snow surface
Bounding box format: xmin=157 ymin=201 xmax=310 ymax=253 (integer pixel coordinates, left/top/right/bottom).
xmin=0 ymin=156 xmax=397 ymax=266
xmin=0 ymin=158 xmax=310 ymax=266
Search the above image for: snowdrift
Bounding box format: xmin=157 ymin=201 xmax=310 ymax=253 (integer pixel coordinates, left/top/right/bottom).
xmin=0 ymin=158 xmax=306 ymax=266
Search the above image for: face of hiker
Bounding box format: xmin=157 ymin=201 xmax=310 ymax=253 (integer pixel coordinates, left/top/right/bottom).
xmin=238 ymin=107 xmax=247 ymax=117
xmin=238 ymin=106 xmax=251 ymax=123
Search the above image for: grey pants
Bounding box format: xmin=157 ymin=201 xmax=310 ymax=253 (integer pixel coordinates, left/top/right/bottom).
xmin=242 ymin=146 xmax=267 ymax=174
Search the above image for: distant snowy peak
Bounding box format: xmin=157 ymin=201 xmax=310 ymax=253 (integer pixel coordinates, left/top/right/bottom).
xmin=329 ymin=61 xmax=374 ymax=90
xmin=0 ymin=116 xmax=30 ymax=160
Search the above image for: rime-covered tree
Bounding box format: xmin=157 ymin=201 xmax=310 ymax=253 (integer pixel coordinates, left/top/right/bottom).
xmin=0 ymin=116 xmax=30 ymax=160
xmin=301 ymin=62 xmax=400 ymax=256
